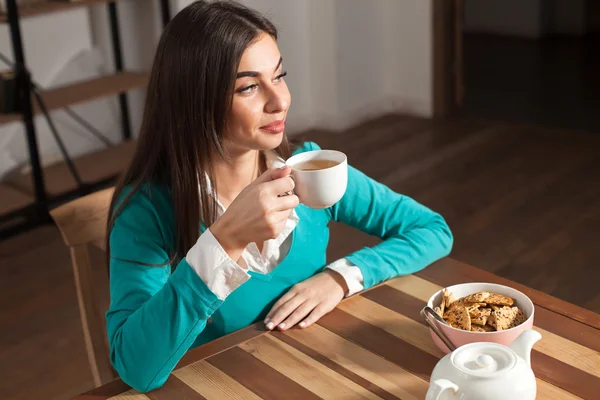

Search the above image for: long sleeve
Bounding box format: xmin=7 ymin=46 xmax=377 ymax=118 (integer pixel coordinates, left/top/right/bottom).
xmin=328 ymin=158 xmax=454 ymax=290
xmin=106 ymin=192 xmax=246 ymax=393
xmin=325 ymin=258 xmax=365 ymax=296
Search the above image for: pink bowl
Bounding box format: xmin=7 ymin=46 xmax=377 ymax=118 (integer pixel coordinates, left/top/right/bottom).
xmin=427 ymin=282 xmax=535 ymax=354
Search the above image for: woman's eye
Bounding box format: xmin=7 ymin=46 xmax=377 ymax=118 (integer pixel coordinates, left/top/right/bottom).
xmin=274 ymin=71 xmax=288 ymax=82
xmin=238 ymin=84 xmax=258 ymax=94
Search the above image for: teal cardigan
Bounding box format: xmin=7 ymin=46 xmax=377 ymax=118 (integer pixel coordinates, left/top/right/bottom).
xmin=107 ymin=141 xmax=453 ymax=392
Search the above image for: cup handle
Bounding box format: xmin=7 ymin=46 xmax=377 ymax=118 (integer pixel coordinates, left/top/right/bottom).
xmin=426 ymin=379 xmax=459 ymax=400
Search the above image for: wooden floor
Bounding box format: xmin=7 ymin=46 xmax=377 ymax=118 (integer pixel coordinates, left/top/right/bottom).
xmin=1 ymin=115 xmax=599 ymax=399
xmin=461 ymin=33 xmax=600 ymax=134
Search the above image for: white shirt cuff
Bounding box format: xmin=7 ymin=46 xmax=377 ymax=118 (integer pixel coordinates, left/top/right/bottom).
xmin=185 ymin=228 xmax=250 ymax=300
xmin=325 ymin=258 xmax=364 ymax=297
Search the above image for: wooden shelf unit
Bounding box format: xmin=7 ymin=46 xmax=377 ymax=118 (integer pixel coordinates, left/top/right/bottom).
xmin=0 ymin=0 xmax=123 ymax=22
xmin=0 ymin=71 xmax=149 ymax=125
xmin=0 ymin=0 xmax=170 ymax=238
xmin=6 ymin=139 xmax=137 ymax=197
xmin=0 ymin=184 xmax=34 ymax=215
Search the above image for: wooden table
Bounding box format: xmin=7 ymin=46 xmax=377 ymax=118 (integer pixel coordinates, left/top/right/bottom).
xmin=75 ymin=258 xmax=600 ymax=399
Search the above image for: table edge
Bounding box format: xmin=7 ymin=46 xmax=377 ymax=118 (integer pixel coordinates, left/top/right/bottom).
xmin=72 ymin=257 xmax=600 ymax=399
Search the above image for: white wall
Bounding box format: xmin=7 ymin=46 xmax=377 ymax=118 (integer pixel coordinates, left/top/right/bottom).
xmin=0 ymin=0 xmax=433 ymax=179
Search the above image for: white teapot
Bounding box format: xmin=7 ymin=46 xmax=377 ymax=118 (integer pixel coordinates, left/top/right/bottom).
xmin=426 ymin=329 xmax=542 ymax=400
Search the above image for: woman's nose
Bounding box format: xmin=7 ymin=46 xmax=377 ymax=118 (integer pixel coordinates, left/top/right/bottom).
xmin=265 ymin=85 xmax=290 ymax=114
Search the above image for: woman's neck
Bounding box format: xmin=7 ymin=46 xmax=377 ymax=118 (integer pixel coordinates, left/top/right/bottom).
xmin=213 ymin=149 xmax=263 ymax=208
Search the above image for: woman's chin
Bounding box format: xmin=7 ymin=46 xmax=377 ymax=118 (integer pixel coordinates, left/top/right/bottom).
xmin=257 ymin=131 xmax=284 ymax=149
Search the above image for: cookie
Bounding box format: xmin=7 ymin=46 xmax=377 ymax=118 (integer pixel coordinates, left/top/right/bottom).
xmin=437 ymin=288 xmax=525 ymax=332
xmin=463 ymin=291 xmax=491 ymax=303
xmin=465 ymin=302 xmax=487 ymax=313
xmin=470 ymin=307 xmax=492 ymax=326
xmin=471 ymin=324 xmax=495 ymax=332
xmin=448 ymin=298 xmax=484 ymax=312
xmin=444 ymin=306 xmax=471 ymax=331
xmin=486 ymin=293 xmax=515 ymax=307
xmin=487 ymin=312 xmax=496 ymax=327
xmin=493 ymin=306 xmax=518 ymax=331
xmin=443 ymin=288 xmax=455 ymax=309
xmin=509 ymin=307 xmax=527 ymax=328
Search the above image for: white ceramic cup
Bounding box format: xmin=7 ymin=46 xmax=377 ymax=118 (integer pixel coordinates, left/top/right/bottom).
xmin=285 ymin=149 xmax=348 ymax=209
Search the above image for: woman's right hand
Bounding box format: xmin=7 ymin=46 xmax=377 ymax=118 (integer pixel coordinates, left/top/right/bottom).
xmin=210 ymin=166 xmax=299 ymax=261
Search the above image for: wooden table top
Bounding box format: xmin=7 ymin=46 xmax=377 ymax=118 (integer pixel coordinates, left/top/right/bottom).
xmin=75 ymin=258 xmax=600 ymax=400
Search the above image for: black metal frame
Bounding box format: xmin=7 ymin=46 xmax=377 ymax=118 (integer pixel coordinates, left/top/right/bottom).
xmin=0 ymin=0 xmax=172 ymax=240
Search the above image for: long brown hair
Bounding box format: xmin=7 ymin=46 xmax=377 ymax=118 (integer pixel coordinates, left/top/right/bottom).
xmin=106 ymin=0 xmax=292 ymax=265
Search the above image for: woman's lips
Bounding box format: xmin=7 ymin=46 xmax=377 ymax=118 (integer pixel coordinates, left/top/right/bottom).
xmin=259 ymin=119 xmax=285 ymax=133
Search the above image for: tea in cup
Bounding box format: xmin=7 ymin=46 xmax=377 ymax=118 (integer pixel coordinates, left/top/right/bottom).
xmin=285 ymin=150 xmax=347 ymax=209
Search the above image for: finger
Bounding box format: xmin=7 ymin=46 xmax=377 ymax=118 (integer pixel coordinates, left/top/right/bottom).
xmin=265 ymin=290 xmax=296 ymax=323
xmin=279 ymin=300 xmax=319 ymax=331
xmin=265 ymin=294 xmax=306 ymax=330
xmin=254 ymin=166 xmax=291 ymax=184
xmin=273 ymin=194 xmax=299 ymax=212
xmin=299 ymin=303 xmax=331 ymax=329
xmin=266 ymin=175 xmax=295 ymax=196
xmin=270 ymin=210 xmax=293 ymax=226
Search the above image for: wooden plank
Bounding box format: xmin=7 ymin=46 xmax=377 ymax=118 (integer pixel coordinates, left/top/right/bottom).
xmin=0 ymin=0 xmax=123 ymax=22
xmin=144 ymin=376 xmax=206 ymax=400
xmin=272 ymin=332 xmax=397 ymax=400
xmin=207 ymin=346 xmax=321 ymax=400
xmin=417 ymin=258 xmax=600 ymax=329
xmin=174 ymin=361 xmax=262 ymax=400
xmin=278 ymin=327 xmax=425 ymax=400
xmin=337 ymin=296 xmax=446 ymax=359
xmin=317 ymin=308 xmax=440 ymax=381
xmin=7 ymin=140 xmax=136 ymax=197
xmin=0 ymin=71 xmax=149 ymax=125
xmin=240 ymin=334 xmax=382 ymax=400
xmin=73 ymin=379 xmax=131 ymax=400
xmin=108 ymin=389 xmax=150 ymax=400
xmin=176 ymin=323 xmax=266 ymax=369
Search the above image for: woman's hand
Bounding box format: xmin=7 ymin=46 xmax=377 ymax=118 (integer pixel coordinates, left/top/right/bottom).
xmin=264 ymin=270 xmax=349 ymax=331
xmin=211 ymin=166 xmax=298 ymax=261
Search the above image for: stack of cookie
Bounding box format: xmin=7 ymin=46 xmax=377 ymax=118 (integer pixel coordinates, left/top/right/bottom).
xmin=434 ymin=289 xmax=527 ymax=332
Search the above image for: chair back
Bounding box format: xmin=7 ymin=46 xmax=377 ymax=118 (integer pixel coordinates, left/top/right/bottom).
xmin=50 ymin=187 xmax=116 ymax=387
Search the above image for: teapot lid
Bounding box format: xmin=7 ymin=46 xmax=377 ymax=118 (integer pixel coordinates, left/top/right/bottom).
xmin=451 ymin=342 xmax=517 ymax=378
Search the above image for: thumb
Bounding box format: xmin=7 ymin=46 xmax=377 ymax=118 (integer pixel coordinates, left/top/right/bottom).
xmin=254 ymin=166 xmax=291 ymax=184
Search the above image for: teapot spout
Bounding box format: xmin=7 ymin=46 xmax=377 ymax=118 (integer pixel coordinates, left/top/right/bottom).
xmin=509 ymin=329 xmax=542 ymax=366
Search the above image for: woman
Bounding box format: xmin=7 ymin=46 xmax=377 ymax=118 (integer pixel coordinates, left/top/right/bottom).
xmin=106 ymin=0 xmax=453 ymax=393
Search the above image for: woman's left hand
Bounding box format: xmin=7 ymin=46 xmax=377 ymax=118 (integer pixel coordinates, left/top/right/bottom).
xmin=264 ymin=270 xmax=349 ymax=331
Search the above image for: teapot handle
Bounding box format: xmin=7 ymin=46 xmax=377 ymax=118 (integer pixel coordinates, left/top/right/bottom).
xmin=426 ymin=379 xmax=459 ymax=400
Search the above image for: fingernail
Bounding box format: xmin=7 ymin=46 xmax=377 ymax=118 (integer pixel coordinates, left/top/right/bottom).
xmin=266 ymin=322 xmax=274 ymax=330
xmin=278 ymin=323 xmax=286 ymax=329
xmin=299 ymin=322 xmax=306 ymax=328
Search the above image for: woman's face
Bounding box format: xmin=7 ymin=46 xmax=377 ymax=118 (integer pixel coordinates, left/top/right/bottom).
xmin=224 ymin=33 xmax=291 ymax=154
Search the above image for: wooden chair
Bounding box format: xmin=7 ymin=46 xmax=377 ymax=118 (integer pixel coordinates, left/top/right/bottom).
xmin=49 ymin=187 xmax=117 ymax=387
